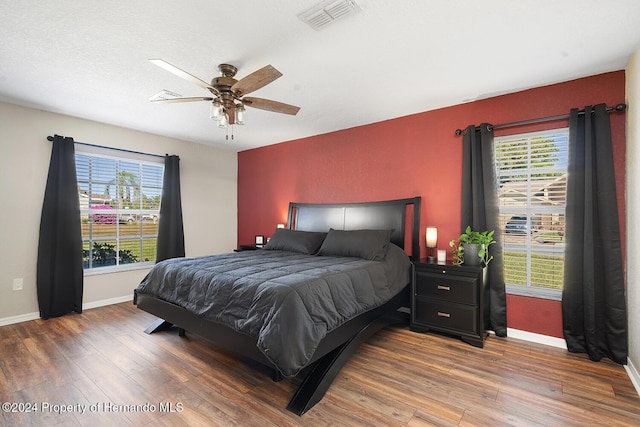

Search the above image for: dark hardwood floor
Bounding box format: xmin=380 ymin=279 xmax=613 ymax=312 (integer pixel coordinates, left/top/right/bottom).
xmin=1 ymin=302 xmax=639 ymax=426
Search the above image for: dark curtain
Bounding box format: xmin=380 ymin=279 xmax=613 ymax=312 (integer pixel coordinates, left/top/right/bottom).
xmin=562 ymin=104 xmax=627 ymax=364
xmin=156 ymin=155 xmax=185 ymax=262
xmin=461 ymin=124 xmax=507 ymax=337
xmin=37 ymin=135 xmax=83 ymax=319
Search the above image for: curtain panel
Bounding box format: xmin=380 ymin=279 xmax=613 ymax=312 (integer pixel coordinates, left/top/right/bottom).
xmin=37 ymin=135 xmax=83 ymax=319
xmin=461 ymin=124 xmax=507 ymax=337
xmin=562 ymin=104 xmax=627 ymax=364
xmin=156 ymin=155 xmax=185 ymax=262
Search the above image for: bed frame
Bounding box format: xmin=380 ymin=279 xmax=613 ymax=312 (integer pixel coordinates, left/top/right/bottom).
xmin=134 ymin=196 xmax=421 ymax=415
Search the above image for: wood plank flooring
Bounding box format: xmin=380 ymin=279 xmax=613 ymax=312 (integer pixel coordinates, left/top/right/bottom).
xmin=1 ymin=302 xmax=639 ymax=426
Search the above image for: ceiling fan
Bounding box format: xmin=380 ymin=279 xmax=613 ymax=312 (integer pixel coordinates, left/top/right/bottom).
xmin=149 ymin=59 xmax=300 ymax=127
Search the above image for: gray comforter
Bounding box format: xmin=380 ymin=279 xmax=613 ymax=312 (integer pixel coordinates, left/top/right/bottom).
xmin=135 ymin=244 xmax=410 ymax=376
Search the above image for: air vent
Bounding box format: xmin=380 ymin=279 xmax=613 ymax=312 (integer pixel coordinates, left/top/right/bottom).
xmin=298 ymin=0 xmax=361 ymax=31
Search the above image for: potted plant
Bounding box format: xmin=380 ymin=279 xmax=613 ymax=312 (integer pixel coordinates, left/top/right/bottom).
xmin=449 ymin=226 xmax=496 ymax=266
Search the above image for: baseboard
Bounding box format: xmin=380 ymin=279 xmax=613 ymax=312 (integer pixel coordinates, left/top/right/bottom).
xmin=0 ymin=311 xmax=40 ymax=327
xmin=0 ymin=294 xmax=134 ymax=327
xmin=505 ymin=327 xmax=568 ymax=349
xmin=82 ymin=294 xmax=133 ymax=310
xmin=625 ymin=357 xmax=640 ymax=397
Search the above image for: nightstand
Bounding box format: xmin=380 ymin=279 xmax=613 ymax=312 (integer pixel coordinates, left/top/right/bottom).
xmin=410 ymin=261 xmax=487 ymax=348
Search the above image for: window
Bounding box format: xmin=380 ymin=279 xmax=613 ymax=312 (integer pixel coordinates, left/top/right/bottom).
xmin=495 ymin=128 xmax=568 ymax=299
xmin=75 ymin=149 xmax=164 ymax=271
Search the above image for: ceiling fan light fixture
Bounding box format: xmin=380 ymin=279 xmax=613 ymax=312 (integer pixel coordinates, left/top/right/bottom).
xmin=218 ymin=112 xmax=229 ymax=128
xmin=210 ymin=101 xmax=222 ymax=120
xmin=236 ymin=104 xmax=246 ymax=125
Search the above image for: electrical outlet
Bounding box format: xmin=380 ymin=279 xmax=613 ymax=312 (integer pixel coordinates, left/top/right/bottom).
xmin=13 ymin=278 xmax=23 ymax=291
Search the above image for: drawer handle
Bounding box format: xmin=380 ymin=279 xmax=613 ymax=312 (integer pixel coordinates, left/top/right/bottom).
xmin=437 ymin=311 xmax=451 ymax=318
xmin=437 ymin=285 xmax=451 ymax=291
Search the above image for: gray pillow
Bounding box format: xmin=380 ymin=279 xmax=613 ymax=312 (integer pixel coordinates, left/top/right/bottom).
xmin=317 ymin=229 xmax=392 ymax=261
xmin=263 ymin=229 xmax=327 ymax=254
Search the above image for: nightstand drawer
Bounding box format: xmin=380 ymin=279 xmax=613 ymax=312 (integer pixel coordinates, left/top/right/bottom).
xmin=415 ymin=271 xmax=477 ymax=305
xmin=413 ymin=299 xmax=478 ymax=334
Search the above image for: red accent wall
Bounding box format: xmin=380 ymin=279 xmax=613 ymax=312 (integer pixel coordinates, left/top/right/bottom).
xmin=238 ymin=71 xmax=626 ymax=339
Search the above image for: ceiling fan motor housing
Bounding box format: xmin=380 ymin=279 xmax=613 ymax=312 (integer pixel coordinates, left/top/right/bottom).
xmin=211 ymin=76 xmax=238 ymax=93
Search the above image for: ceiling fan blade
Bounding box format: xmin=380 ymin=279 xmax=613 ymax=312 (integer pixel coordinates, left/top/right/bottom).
xmin=231 ymin=65 xmax=282 ymax=96
xmin=150 ymin=97 xmax=214 ymax=103
xmin=149 ymin=59 xmax=214 ymax=91
xmin=243 ymin=97 xmax=300 ymax=115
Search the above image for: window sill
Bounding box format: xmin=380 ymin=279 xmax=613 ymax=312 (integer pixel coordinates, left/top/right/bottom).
xmin=83 ymin=261 xmax=155 ymax=276
xmin=506 ymin=284 xmax=562 ymax=301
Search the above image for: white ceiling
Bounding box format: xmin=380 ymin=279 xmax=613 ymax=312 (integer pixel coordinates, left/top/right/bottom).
xmin=2 ymin=0 xmax=640 ymax=152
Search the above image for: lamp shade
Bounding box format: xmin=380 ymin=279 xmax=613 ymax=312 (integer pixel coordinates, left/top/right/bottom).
xmin=426 ymin=226 xmax=438 ymax=248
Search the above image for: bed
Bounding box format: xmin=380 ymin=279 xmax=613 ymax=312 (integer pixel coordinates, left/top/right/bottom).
xmin=134 ymin=197 xmax=421 ymax=415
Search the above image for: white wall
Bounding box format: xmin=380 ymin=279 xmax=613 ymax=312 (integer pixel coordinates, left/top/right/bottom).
xmin=626 ymin=47 xmax=640 ymax=386
xmin=0 ymin=101 xmax=237 ymax=321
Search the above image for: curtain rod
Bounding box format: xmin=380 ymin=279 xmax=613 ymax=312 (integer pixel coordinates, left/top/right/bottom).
xmin=454 ymin=103 xmax=627 ymax=136
xmin=47 ymin=135 xmax=166 ymax=159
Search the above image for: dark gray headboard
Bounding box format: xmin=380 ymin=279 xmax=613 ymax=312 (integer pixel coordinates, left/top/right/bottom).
xmin=287 ymin=197 xmax=421 ymax=260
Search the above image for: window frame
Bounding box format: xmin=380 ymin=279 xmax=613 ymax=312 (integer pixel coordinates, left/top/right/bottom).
xmin=494 ymin=128 xmax=569 ymax=300
xmin=75 ymin=145 xmax=164 ymax=275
